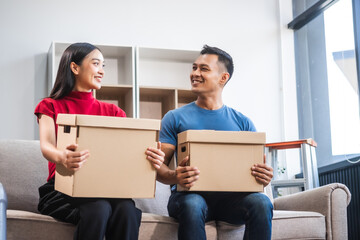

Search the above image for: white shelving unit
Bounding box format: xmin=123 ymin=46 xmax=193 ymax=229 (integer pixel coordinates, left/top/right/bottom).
xmin=48 ymin=43 xmax=198 ymax=119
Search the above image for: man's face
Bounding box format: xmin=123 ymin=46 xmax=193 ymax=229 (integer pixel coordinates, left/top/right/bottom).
xmin=190 ymin=54 xmax=226 ymax=95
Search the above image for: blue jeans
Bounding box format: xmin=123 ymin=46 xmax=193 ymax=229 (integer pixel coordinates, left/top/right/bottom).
xmin=167 ymin=191 xmax=273 ymax=240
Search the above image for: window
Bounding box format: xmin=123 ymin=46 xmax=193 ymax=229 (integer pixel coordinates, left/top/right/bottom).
xmin=324 ymin=0 xmax=360 ymax=156
xmin=292 ymin=0 xmax=360 ymax=167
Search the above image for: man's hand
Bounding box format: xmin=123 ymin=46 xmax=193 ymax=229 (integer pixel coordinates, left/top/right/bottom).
xmin=146 ymin=142 xmax=165 ymax=169
xmin=251 ymin=155 xmax=273 ymax=186
xmin=176 ymin=156 xmax=200 ymax=188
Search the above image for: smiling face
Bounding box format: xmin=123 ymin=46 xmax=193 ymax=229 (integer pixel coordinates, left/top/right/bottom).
xmin=190 ymin=54 xmax=229 ymax=96
xmin=71 ymin=49 xmax=105 ymax=92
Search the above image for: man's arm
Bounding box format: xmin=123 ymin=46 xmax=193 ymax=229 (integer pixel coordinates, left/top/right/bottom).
xmin=156 ymin=142 xmax=200 ymax=188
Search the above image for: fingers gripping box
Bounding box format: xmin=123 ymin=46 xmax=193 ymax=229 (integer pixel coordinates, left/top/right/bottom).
xmin=177 ymin=130 xmax=265 ymax=192
xmin=55 ymin=114 xmax=160 ymax=198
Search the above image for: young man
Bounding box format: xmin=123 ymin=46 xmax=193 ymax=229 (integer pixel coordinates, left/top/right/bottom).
xmin=147 ymin=45 xmax=274 ymax=240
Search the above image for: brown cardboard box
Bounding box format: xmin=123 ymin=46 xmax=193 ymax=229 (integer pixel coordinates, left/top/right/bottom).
xmin=177 ymin=130 xmax=265 ymax=192
xmin=55 ymin=114 xmax=160 ymax=198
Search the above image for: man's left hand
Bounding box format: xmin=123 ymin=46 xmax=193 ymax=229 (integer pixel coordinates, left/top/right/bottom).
xmin=251 ymin=159 xmax=273 ymax=187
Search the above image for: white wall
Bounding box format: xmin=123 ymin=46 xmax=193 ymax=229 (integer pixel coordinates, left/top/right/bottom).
xmin=0 ymin=0 xmax=295 ymax=143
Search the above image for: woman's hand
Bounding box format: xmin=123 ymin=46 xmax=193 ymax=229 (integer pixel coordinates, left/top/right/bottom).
xmin=60 ymin=143 xmax=89 ymax=172
xmin=146 ymin=142 xmax=165 ymax=169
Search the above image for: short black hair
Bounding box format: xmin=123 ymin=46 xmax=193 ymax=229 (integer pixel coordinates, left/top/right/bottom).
xmin=200 ymin=45 xmax=234 ymax=81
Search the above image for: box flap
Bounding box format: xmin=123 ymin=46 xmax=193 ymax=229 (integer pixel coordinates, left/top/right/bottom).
xmin=57 ymin=114 xmax=160 ymax=131
xmin=178 ymin=130 xmax=265 ymax=144
xmin=56 ymin=114 xmax=77 ymax=126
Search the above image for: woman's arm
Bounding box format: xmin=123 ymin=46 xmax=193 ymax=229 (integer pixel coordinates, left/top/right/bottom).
xmin=38 ymin=114 xmax=89 ymax=171
xmin=151 ymin=143 xmax=177 ymax=184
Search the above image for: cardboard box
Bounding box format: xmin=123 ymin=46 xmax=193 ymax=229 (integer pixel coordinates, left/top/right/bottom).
xmin=55 ymin=114 xmax=160 ymax=198
xmin=177 ymin=130 xmax=265 ymax=192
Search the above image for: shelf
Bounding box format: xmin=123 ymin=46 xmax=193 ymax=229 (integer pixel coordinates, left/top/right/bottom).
xmin=266 ymin=139 xmax=317 ymax=149
xmin=139 ymin=87 xmax=176 ymax=120
xmin=137 ymin=47 xmax=199 ymax=89
xmin=271 ymin=179 xmax=306 ymax=188
xmin=48 ymin=42 xmax=134 ymax=94
xmin=48 ymin=43 xmax=199 ymax=119
xmin=177 ymin=89 xmax=197 ymax=108
xmin=138 ymin=87 xmax=197 ymax=119
xmin=94 ymin=85 xmax=134 ymax=118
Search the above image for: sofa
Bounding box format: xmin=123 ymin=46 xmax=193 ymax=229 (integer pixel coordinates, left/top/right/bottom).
xmin=0 ymin=140 xmax=351 ymax=240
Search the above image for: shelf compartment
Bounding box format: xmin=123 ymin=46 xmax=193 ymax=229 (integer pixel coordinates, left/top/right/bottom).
xmin=139 ymin=87 xmax=176 ymax=120
xmin=94 ymin=85 xmax=134 ymax=118
xmin=137 ymin=47 xmax=199 ymax=89
xmin=177 ymin=89 xmax=197 ymax=108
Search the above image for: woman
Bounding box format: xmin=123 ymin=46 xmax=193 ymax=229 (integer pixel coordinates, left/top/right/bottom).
xmin=34 ymin=42 xmax=165 ymax=240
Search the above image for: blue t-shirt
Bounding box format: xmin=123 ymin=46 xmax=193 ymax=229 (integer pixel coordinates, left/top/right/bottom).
xmin=159 ymin=101 xmax=256 ymax=147
xmin=160 ymin=102 xmax=256 ymax=192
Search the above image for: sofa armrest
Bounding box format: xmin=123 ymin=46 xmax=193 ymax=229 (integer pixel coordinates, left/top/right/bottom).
xmin=0 ymin=182 xmax=7 ymax=240
xmin=273 ymin=183 xmax=351 ymax=240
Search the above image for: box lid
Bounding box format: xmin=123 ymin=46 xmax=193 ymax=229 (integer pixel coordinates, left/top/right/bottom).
xmin=56 ymin=114 xmax=160 ymax=131
xmin=178 ymin=130 xmax=265 ymax=145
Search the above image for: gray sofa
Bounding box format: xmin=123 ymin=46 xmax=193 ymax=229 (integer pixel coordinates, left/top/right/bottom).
xmin=0 ymin=140 xmax=351 ymax=239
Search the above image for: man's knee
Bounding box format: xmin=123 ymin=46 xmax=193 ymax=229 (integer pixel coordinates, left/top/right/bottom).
xmin=246 ymin=193 xmax=273 ymax=217
xmin=177 ymin=194 xmax=208 ymax=220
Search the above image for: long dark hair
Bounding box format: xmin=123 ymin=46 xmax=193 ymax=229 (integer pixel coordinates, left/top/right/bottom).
xmin=49 ymin=42 xmax=100 ymax=99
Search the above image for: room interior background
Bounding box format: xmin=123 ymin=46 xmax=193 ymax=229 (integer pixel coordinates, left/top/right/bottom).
xmin=2 ymin=0 xmax=359 ymax=238
xmin=0 ymin=0 xmax=297 ymax=175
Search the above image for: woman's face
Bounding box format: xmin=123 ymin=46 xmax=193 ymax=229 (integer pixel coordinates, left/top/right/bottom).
xmin=72 ymin=49 xmax=105 ymax=92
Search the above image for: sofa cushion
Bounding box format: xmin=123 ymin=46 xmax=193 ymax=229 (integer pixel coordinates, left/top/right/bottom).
xmin=216 ymin=221 xmax=245 ymax=240
xmin=216 ymin=210 xmax=325 ymax=240
xmin=0 ymin=140 xmax=47 ymax=213
xmin=272 ymin=210 xmax=325 ymax=239
xmin=7 ymin=210 xmax=217 ymax=240
xmin=140 ymin=213 xmax=217 ymax=240
xmin=134 ymin=181 xmax=171 ymax=216
xmin=7 ymin=210 xmax=75 ymax=240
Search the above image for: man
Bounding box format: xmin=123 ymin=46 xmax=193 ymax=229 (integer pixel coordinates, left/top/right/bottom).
xmin=146 ymin=45 xmax=274 ymax=240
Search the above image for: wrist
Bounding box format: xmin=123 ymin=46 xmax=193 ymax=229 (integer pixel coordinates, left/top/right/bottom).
xmin=170 ymin=169 xmax=179 ymax=184
xmin=57 ymin=149 xmax=67 ymax=166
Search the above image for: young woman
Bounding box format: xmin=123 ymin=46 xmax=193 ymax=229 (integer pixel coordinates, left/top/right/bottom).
xmin=34 ymin=42 xmax=165 ymax=240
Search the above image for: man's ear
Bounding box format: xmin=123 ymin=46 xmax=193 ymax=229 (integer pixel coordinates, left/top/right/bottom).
xmin=220 ymin=72 xmax=230 ymax=86
xmin=70 ymin=62 xmax=79 ymax=75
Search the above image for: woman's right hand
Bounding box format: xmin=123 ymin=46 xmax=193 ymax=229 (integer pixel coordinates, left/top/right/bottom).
xmin=60 ymin=143 xmax=89 ymax=172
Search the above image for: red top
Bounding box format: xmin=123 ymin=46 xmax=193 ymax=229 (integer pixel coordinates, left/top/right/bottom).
xmin=34 ymin=91 xmax=126 ymax=181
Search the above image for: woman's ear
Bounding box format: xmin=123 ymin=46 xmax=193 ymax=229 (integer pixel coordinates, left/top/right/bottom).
xmin=70 ymin=62 xmax=79 ymax=75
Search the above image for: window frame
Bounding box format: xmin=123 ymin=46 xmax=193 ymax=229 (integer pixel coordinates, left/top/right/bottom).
xmin=291 ymin=0 xmax=360 ymax=167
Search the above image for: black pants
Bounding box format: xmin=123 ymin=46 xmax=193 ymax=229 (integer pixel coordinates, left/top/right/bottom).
xmin=38 ymin=179 xmax=142 ymax=240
